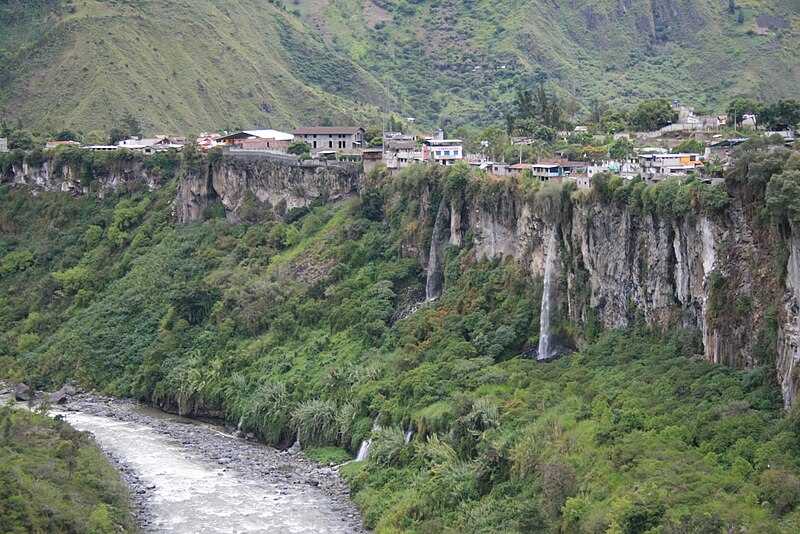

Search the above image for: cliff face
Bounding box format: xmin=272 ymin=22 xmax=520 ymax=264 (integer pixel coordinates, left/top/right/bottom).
xmin=4 ymin=154 xmax=797 ymax=406
xmin=778 ymin=229 xmax=800 ymax=408
xmin=177 ymin=156 xmax=364 ymax=223
xmin=434 ymin=186 xmax=794 ymax=407
xmin=1 ymin=160 xmax=160 ymax=195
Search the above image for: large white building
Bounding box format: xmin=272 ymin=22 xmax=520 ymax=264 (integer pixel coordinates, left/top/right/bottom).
xmin=422 ymin=134 xmax=463 ymax=165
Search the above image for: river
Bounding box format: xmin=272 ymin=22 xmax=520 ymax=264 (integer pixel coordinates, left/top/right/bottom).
xmin=39 ymin=396 xmax=364 ymax=534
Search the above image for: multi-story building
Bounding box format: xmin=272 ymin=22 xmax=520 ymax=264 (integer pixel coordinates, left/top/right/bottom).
xmin=216 ymin=130 xmax=294 ymax=151
xmin=639 ymin=153 xmax=703 ymax=177
xmin=421 ymin=134 xmax=463 ymax=165
xmin=291 ymin=127 xmax=365 ymax=153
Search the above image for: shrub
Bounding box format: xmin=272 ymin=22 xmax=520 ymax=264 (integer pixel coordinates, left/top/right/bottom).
xmin=291 ymin=399 xmax=339 ymax=446
xmin=369 ymin=426 xmax=407 ymax=467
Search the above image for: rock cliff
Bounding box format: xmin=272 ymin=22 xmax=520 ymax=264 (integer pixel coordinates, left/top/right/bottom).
xmin=414 ymin=181 xmax=795 ymax=407
xmin=1 ymin=159 xmax=160 ymax=196
xmin=177 ymin=155 xmax=364 ymax=223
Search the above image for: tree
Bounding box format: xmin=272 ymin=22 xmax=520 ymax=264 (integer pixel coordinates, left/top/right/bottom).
xmin=765 ymin=170 xmax=800 ymax=226
xmin=762 ymin=99 xmax=800 ymax=130
xmin=535 ymin=83 xmax=565 ymax=129
xmin=726 ymin=98 xmax=767 ymax=127
xmin=591 ymin=97 xmax=610 ymax=124
xmin=581 ymin=145 xmax=607 ymax=162
xmin=600 ymin=109 xmax=628 ymax=133
xmin=8 ymin=129 xmax=36 ymax=150
xmin=84 ymin=130 xmax=108 ymax=145
xmin=479 ymin=125 xmax=510 ymax=162
xmin=629 ymin=99 xmax=678 ymax=131
xmin=287 ymin=140 xmax=311 ymax=157
xmin=55 ymin=129 xmax=79 ymax=142
xmin=109 ymin=113 xmax=142 ymax=144
xmin=673 ymin=139 xmax=704 ymax=154
xmin=609 ymin=138 xmax=634 ymax=159
xmin=515 ymin=89 xmax=535 ymax=119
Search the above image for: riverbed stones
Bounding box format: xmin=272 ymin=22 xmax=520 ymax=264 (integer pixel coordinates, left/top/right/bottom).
xmin=49 ymin=388 xmax=69 ymax=405
xmin=14 ymin=383 xmax=30 ymax=401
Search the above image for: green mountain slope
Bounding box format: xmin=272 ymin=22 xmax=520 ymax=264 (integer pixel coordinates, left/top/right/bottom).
xmin=299 ymin=0 xmax=800 ymax=126
xmin=0 ymin=0 xmax=798 ymax=133
xmin=0 ymin=0 xmax=386 ymax=133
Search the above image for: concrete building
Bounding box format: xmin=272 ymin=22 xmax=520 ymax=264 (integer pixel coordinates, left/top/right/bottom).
xmin=421 ymin=137 xmax=463 ymax=165
xmin=216 ymin=130 xmax=294 ymax=151
xmin=587 ymin=157 xmax=641 ymax=179
xmin=531 ymin=160 xmax=586 ymax=182
xmin=639 ymin=153 xmax=703 ymax=177
xmin=291 ymin=127 xmax=365 ymax=153
xmin=362 ymin=148 xmax=384 ymax=173
xmin=117 ymin=137 xmax=174 ymax=154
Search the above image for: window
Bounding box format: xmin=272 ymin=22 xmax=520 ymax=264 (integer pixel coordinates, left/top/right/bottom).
xmin=435 ymin=151 xmax=441 ymax=156
xmin=313 ymin=141 xmax=317 ymax=148
xmin=454 ymin=150 xmax=459 ymax=156
xmin=329 ymin=141 xmax=333 ymax=148
xmin=444 ymin=151 xmax=451 ymax=156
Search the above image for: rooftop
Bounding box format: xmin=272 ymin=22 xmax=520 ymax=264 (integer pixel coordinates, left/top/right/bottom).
xmin=292 ymin=126 xmax=364 ymax=135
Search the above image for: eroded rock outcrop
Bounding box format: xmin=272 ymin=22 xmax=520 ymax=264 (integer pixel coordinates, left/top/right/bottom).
xmin=177 ymin=155 xmax=363 ymax=223
xmin=3 ymin=160 xmax=161 ymax=195
xmin=413 ymin=184 xmax=795 ymax=406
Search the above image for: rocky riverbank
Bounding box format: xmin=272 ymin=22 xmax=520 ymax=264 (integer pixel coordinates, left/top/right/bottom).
xmin=0 ymin=380 xmax=365 ymax=533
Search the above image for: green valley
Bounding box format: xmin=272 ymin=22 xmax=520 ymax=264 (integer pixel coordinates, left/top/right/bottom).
xmin=1 ymin=139 xmax=800 ymax=531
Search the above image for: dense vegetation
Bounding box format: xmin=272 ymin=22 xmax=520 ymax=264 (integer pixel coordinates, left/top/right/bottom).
xmin=0 ymin=406 xmax=136 ymax=533
xmin=1 ymin=143 xmax=800 ymax=531
xmin=1 ymin=0 xmax=799 ymax=132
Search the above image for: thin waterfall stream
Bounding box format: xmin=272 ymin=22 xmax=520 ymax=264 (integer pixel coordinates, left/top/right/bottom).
xmin=537 ymin=230 xmax=558 ymax=361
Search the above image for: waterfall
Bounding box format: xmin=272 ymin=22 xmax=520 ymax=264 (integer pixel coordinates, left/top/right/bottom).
xmin=404 ymin=421 xmax=414 ymax=445
xmin=355 ymin=440 xmax=371 ymax=462
xmin=355 ymin=419 xmax=381 ymax=462
xmin=425 ymin=198 xmax=450 ymax=302
xmin=537 ymin=231 xmax=558 ymax=361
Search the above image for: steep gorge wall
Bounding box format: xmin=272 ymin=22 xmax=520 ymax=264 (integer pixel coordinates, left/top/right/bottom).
xmin=419 ymin=184 xmax=796 ymax=407
xmin=0 ymin=159 xmax=161 ymax=195
xmin=3 ymin=155 xmax=796 ymax=406
xmin=177 ymin=156 xmax=364 ymax=223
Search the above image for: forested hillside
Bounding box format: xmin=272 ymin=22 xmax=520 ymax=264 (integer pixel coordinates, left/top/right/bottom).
xmin=0 ymin=0 xmax=386 ymax=133
xmin=2 ymin=142 xmax=800 ymax=531
xmin=1 ymin=0 xmax=798 ymax=132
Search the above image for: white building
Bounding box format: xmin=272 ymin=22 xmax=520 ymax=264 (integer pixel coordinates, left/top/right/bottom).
xmin=422 ymin=137 xmax=463 ymax=165
xmin=117 ymin=137 xmax=175 ymax=154
xmin=587 ymin=157 xmax=641 ymax=178
xmin=639 ymin=153 xmax=703 ymax=177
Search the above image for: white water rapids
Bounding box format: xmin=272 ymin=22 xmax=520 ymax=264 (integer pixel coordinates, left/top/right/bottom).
xmin=60 ymin=411 xmax=359 ymax=533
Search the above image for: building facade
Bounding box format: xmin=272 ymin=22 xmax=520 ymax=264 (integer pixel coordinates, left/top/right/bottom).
xmin=291 ymin=127 xmax=365 ymax=152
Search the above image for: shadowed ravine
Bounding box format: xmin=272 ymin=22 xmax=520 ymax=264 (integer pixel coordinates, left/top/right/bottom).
xmin=54 ymin=401 xmax=363 ymax=533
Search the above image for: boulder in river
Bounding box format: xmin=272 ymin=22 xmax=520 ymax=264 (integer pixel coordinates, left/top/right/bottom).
xmin=14 ymin=383 xmax=30 ymax=401
xmin=49 ymin=388 xmax=69 ymax=405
